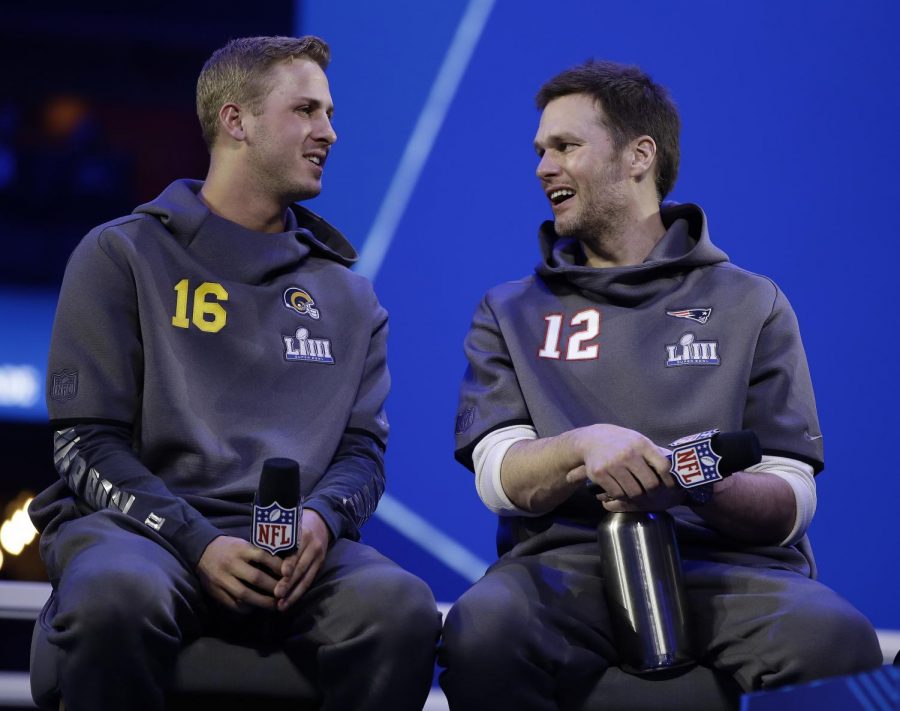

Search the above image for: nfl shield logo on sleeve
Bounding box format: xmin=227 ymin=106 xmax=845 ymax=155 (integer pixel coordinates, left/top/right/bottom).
xmin=50 ymin=369 xmax=79 ymax=402
xmin=455 ymin=407 xmax=475 ymax=434
xmin=252 ymin=502 xmax=299 ymax=555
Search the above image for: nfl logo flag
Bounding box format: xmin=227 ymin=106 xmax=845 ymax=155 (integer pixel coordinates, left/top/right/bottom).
xmin=670 ymin=436 xmax=723 ymax=489
xmin=252 ymin=502 xmax=299 ymax=555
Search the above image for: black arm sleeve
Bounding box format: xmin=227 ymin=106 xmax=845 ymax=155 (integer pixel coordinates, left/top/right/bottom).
xmin=304 ymin=430 xmax=385 ymax=541
xmin=303 ymin=300 xmax=390 ymax=540
xmin=51 ymin=420 xmax=223 ymax=567
xmin=41 ymin=228 xmax=223 ymax=567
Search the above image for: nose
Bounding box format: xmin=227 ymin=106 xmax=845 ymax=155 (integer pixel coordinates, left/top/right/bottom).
xmin=315 ymin=115 xmax=337 ymax=145
xmin=536 ymin=152 xmax=559 ymax=180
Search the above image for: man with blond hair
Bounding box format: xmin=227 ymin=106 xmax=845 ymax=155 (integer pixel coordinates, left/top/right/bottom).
xmin=30 ymin=35 xmax=439 ymax=711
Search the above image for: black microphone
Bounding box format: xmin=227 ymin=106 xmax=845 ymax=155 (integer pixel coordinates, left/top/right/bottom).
xmin=252 ymin=457 xmax=301 ymax=557
xmin=666 ymin=429 xmax=761 ymax=490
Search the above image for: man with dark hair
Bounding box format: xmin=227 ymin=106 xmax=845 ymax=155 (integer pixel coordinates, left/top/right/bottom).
xmin=30 ymin=35 xmax=439 ymax=711
xmin=439 ymin=60 xmax=881 ymax=710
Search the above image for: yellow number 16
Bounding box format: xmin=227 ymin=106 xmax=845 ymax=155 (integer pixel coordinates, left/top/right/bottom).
xmin=172 ymin=279 xmax=229 ymax=333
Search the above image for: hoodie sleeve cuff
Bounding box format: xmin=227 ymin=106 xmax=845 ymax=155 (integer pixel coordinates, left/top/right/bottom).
xmin=303 ymin=498 xmax=346 ymax=543
xmin=173 ymin=518 xmax=226 ymax=569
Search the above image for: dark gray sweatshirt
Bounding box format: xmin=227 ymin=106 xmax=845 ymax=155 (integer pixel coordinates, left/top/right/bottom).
xmin=32 ymin=179 xmax=389 ymax=571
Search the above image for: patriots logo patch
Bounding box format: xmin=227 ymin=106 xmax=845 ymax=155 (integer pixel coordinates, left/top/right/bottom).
xmin=666 ymin=308 xmax=712 ymax=324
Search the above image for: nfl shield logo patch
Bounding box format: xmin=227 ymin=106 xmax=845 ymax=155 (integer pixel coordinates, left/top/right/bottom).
xmin=252 ymin=502 xmax=299 ymax=555
xmin=670 ymin=438 xmax=723 ymax=489
xmin=50 ymin=369 xmax=79 ymax=402
xmin=455 ymin=407 xmax=475 ymax=435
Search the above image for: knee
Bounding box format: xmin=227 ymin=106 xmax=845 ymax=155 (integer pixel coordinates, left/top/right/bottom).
xmin=441 ymin=584 xmax=532 ymax=675
xmin=349 ymin=565 xmax=440 ymax=651
xmin=786 ymin=600 xmax=882 ymax=680
xmin=754 ymin=594 xmax=883 ymax=687
xmin=57 ymin=557 xmax=177 ymax=644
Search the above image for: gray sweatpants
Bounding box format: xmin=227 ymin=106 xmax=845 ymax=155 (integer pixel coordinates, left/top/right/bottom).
xmin=42 ymin=509 xmax=441 ymax=711
xmin=439 ymin=520 xmax=882 ymax=711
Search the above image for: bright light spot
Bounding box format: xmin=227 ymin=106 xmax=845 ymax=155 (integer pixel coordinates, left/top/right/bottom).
xmin=0 ymin=497 xmax=37 ymax=555
xmin=0 ymin=365 xmax=41 ymax=407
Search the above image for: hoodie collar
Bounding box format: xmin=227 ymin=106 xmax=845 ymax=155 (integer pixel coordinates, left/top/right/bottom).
xmin=535 ymin=202 xmax=729 ymax=304
xmin=133 ymin=179 xmax=357 ymax=283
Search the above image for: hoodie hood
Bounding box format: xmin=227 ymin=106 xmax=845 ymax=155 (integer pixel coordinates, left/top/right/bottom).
xmin=133 ymin=179 xmax=357 ymax=283
xmin=535 ymin=202 xmax=729 ymax=305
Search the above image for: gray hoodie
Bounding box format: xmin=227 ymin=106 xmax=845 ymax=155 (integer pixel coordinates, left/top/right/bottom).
xmin=455 ymin=202 xmax=822 ymax=559
xmin=32 ymin=179 xmax=389 ymax=571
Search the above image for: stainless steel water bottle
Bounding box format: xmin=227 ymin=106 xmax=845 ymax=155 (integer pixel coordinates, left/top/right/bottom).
xmin=597 ymin=511 xmax=694 ymax=674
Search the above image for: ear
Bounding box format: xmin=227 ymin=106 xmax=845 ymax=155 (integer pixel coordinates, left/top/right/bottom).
xmin=627 ymin=135 xmax=657 ymax=179
xmin=218 ymin=103 xmax=246 ymax=142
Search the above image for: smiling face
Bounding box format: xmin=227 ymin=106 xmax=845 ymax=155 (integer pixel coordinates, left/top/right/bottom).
xmin=242 ymin=58 xmax=336 ymax=203
xmin=534 ymin=93 xmax=631 ymax=241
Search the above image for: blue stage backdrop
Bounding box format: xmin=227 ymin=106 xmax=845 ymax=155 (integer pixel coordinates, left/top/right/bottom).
xmin=0 ymin=1 xmax=895 ymax=634
xmin=298 ymin=0 xmax=900 ymax=630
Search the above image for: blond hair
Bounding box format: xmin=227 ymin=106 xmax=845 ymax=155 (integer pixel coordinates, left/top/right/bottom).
xmin=196 ymin=35 xmax=330 ymax=151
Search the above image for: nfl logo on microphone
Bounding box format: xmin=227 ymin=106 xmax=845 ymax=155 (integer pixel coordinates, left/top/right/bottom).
xmin=253 ymin=502 xmax=299 ymax=555
xmin=670 ymin=438 xmax=723 ymax=488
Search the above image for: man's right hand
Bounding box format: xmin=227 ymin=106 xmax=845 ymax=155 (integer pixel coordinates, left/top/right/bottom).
xmin=196 ymin=535 xmax=284 ymax=612
xmin=501 ymin=423 xmax=673 ymax=514
xmin=564 ymin=424 xmax=676 ymax=505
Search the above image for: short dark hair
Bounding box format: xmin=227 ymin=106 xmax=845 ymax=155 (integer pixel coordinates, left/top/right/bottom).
xmin=536 ymin=60 xmax=680 ymax=200
xmin=196 ymin=35 xmax=331 ymax=151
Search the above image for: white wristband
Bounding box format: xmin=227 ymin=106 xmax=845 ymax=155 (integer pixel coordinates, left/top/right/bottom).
xmin=472 ymin=425 xmax=538 ymax=516
xmin=745 ymin=455 xmax=817 ymax=546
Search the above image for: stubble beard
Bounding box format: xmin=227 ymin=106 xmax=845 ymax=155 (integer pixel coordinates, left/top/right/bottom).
xmin=255 ymin=155 xmax=321 ymax=205
xmin=554 ymin=165 xmax=629 ymax=254
xmin=249 ymin=126 xmax=322 ymax=205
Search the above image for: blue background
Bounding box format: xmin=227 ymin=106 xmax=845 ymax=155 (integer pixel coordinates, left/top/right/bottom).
xmin=301 ymin=0 xmax=900 ymax=630
xmin=0 ymin=0 xmax=896 ymax=632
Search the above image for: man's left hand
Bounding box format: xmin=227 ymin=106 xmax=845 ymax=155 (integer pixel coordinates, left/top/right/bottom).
xmin=273 ymin=509 xmax=332 ymax=611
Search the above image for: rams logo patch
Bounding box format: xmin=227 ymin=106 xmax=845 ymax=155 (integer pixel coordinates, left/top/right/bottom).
xmin=283 ymin=287 xmax=320 ymax=320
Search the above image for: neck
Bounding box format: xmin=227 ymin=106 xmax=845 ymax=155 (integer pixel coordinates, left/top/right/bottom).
xmin=581 ymin=202 xmax=666 ymax=268
xmin=200 ymin=159 xmax=289 ymax=234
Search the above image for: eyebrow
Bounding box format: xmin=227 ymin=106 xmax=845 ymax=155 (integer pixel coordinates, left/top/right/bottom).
xmin=533 ymin=131 xmax=581 ymax=152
